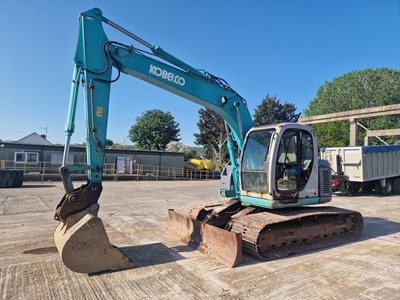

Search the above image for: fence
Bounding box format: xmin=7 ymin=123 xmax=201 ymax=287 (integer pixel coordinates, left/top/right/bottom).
xmin=0 ymin=160 xmax=219 ymax=182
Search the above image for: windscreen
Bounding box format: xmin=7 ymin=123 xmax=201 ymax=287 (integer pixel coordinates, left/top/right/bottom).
xmin=241 ymin=129 xmax=274 ymax=193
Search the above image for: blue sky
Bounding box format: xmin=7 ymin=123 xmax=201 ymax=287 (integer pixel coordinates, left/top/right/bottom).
xmin=1 ymin=0 xmax=399 ymax=146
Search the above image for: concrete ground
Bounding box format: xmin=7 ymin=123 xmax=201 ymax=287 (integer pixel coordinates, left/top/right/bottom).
xmin=0 ymin=180 xmax=399 ymax=300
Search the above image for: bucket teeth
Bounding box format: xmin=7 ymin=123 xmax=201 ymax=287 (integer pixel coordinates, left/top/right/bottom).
xmin=54 ymin=212 xmax=135 ymax=274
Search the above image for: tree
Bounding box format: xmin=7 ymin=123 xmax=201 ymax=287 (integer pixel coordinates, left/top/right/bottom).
xmin=81 ymin=139 xmax=125 ymax=149
xmin=105 ymin=139 xmax=114 ymax=148
xmin=165 ymin=141 xmax=196 ymax=160
xmin=128 ymin=109 xmax=180 ymax=150
xmin=253 ymin=95 xmax=300 ymax=126
xmin=194 ymin=108 xmax=227 ymax=169
xmin=305 ymin=68 xmax=400 ymax=146
xmin=109 ymin=143 xmax=128 ymax=149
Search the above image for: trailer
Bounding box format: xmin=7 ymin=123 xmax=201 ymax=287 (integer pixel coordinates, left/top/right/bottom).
xmin=320 ymin=145 xmax=400 ymax=195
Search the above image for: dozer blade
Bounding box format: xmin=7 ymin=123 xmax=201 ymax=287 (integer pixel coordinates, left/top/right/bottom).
xmin=166 ymin=209 xmax=242 ymax=267
xmin=54 ymin=211 xmax=135 ymax=274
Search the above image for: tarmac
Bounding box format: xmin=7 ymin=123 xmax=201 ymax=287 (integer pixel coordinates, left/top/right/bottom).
xmin=0 ymin=180 xmax=399 ymax=299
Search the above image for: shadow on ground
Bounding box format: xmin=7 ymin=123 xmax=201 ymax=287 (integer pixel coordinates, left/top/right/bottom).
xmin=334 ymin=191 xmax=398 ymax=198
xmin=361 ymin=216 xmax=400 ymax=240
xmin=19 ymin=217 xmax=400 ymax=273
xmin=120 ymin=216 xmax=400 ymax=270
xmin=21 ymin=184 xmax=56 ymax=188
xmin=238 ymin=215 xmax=400 ymax=267
xmin=121 ymin=242 xmax=186 ymax=268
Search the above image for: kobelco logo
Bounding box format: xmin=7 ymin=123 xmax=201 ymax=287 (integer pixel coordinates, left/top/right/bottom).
xmin=149 ymin=65 xmax=186 ymax=86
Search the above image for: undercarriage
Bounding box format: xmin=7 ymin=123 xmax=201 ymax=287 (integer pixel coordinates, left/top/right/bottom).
xmin=166 ymin=199 xmax=363 ymax=266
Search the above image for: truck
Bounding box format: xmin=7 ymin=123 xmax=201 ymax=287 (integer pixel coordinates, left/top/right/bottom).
xmin=53 ymin=8 xmax=363 ymax=274
xmin=321 ymin=145 xmax=400 ymax=195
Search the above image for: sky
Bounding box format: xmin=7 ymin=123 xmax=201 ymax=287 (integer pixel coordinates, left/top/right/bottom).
xmin=0 ymin=0 xmax=399 ymax=146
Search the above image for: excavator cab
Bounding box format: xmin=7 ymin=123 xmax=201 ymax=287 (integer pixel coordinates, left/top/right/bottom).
xmin=239 ymin=124 xmax=324 ymax=208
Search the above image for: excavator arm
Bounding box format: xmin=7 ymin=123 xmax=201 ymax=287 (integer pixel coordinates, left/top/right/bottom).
xmin=54 ymin=8 xmax=252 ymax=273
xmin=56 ymin=8 xmax=252 ymax=214
xmin=55 ymin=8 xmax=254 ymax=223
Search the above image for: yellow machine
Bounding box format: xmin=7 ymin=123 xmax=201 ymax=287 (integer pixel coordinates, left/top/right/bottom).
xmin=184 ymin=159 xmax=215 ymax=170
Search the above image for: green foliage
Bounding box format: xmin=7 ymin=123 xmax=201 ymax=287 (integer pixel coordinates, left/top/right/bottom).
xmin=253 ymin=95 xmax=300 ymax=126
xmin=165 ymin=141 xmax=196 ymax=160
xmin=305 ymin=68 xmax=400 ymax=146
xmin=128 ymin=109 xmax=180 ymax=150
xmin=190 ymin=146 xmax=207 ymax=159
xmin=81 ymin=140 xmax=128 ymax=149
xmin=105 ymin=139 xmax=114 ymax=148
xmin=109 ymin=143 xmax=128 ymax=149
xmin=194 ymin=108 xmax=228 ymax=168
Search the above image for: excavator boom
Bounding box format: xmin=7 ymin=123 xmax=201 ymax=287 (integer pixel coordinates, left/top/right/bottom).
xmin=55 ymin=8 xmax=252 ymax=273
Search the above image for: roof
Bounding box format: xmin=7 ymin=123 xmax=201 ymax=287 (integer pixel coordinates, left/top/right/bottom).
xmin=362 ymin=145 xmax=400 ymax=154
xmin=15 ymin=132 xmax=53 ymax=145
xmin=320 ymin=145 xmax=400 ymax=154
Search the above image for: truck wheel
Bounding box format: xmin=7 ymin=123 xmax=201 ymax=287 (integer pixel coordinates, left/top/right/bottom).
xmin=347 ymin=183 xmax=357 ymax=195
xmin=381 ymin=179 xmax=393 ymax=196
xmin=374 ymin=182 xmax=382 ymax=195
xmin=393 ymin=178 xmax=400 ymax=194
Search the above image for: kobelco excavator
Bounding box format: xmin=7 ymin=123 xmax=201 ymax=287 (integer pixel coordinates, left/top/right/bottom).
xmin=54 ymin=8 xmax=363 ymax=274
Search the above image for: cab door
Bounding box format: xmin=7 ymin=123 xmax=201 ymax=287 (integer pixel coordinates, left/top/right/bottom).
xmin=274 ymin=129 xmax=314 ymax=194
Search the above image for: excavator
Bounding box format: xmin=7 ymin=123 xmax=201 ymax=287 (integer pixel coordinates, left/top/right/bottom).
xmin=54 ymin=8 xmax=363 ymax=274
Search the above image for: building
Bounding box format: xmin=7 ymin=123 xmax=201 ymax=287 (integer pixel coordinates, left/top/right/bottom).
xmin=0 ymin=133 xmax=185 ymax=179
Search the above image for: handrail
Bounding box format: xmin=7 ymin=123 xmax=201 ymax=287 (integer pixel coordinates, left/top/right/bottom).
xmin=0 ymin=160 xmax=219 ymax=181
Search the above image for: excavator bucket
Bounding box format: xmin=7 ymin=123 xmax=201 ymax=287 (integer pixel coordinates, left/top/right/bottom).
xmin=54 ymin=210 xmax=135 ymax=274
xmin=166 ymin=209 xmax=242 ymax=267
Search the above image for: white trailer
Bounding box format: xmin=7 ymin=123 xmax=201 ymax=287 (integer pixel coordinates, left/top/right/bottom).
xmin=320 ymin=145 xmax=400 ymax=195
